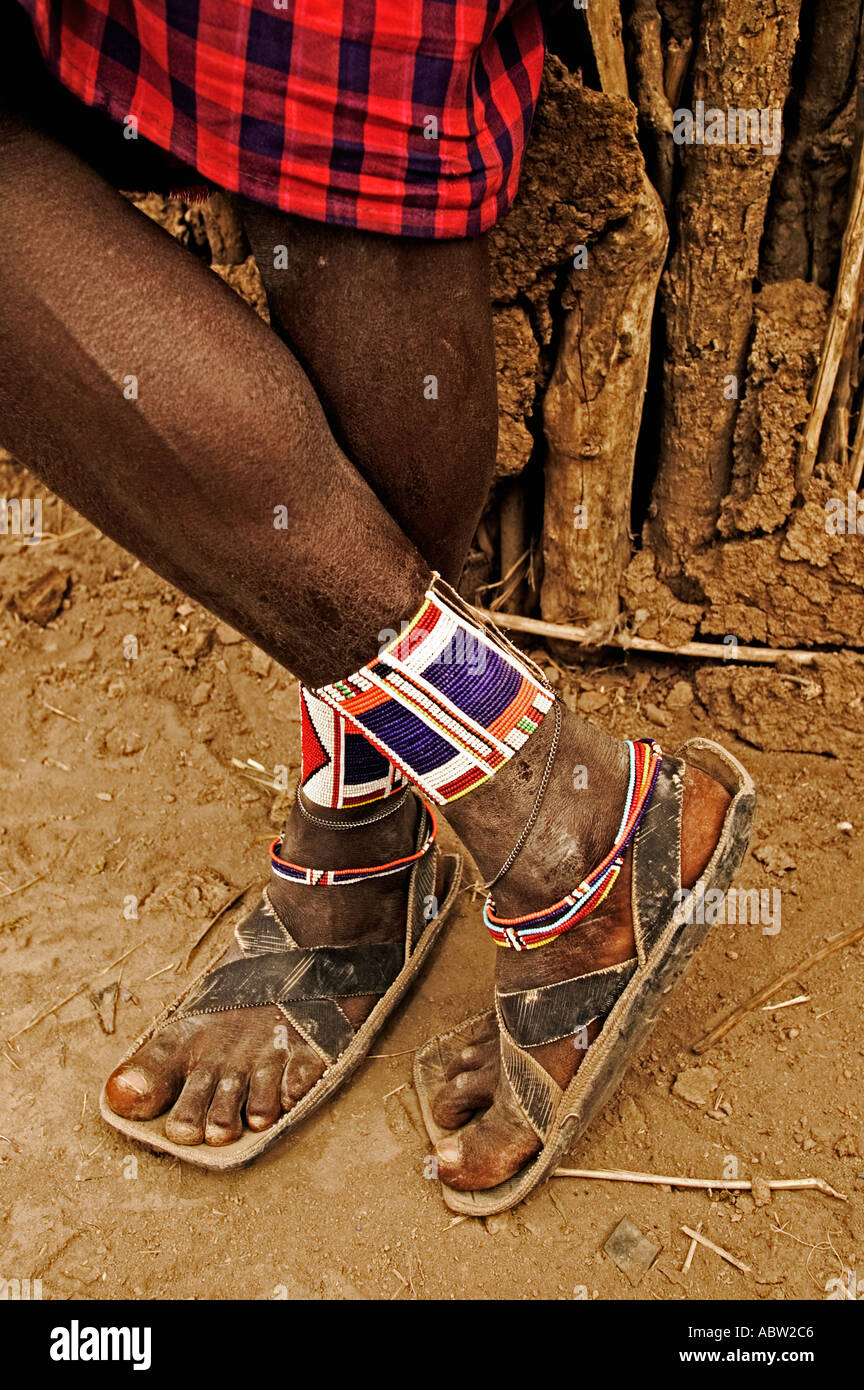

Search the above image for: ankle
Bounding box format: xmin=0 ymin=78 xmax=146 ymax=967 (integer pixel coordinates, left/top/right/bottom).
xmin=445 ymin=708 xmax=631 ymax=916
xmin=279 ymin=791 xmax=418 ymax=868
xmin=267 ymin=793 xmax=419 ymax=946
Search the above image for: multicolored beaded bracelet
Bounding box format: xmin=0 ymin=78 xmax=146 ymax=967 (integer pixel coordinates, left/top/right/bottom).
xmin=268 ymin=807 xmax=436 ymax=887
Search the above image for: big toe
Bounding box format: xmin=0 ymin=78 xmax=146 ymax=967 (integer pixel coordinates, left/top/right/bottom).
xmin=434 ymin=1095 xmax=541 ymax=1191
xmin=105 ymin=1059 xmax=181 ymax=1120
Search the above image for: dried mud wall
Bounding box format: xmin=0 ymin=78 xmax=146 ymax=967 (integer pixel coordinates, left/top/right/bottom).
xmin=5 ymin=1 xmax=864 ymax=663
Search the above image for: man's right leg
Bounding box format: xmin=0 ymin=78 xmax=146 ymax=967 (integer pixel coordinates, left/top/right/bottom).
xmin=0 ymin=105 xmax=438 ymax=1141
xmin=0 ymin=101 xmax=529 ymax=1151
xmin=236 ymin=204 xmax=499 ymax=583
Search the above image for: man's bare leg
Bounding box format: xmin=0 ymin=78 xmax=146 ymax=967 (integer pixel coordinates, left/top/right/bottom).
xmin=2 ymin=13 xmax=504 ymax=1142
xmin=0 ymin=110 xmax=730 ymax=1185
xmin=221 ymin=208 xmax=501 ymax=1134
xmin=236 ymin=204 xmax=498 ymax=582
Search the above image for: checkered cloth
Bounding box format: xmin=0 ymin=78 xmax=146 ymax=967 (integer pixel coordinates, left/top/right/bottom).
xmin=18 ymin=0 xmax=547 ymax=237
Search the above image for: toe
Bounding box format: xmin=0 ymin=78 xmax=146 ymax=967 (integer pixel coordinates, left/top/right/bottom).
xmin=164 ymin=1068 xmax=218 ymax=1145
xmin=280 ymin=1046 xmax=326 ymax=1110
xmin=205 ymin=1071 xmax=248 ymax=1145
xmin=432 ymin=1062 xmax=497 ymax=1129
xmin=105 ymin=1037 xmax=184 ymax=1120
xmin=246 ymin=1062 xmax=284 ymax=1132
xmin=435 ymin=1087 xmax=542 ymax=1191
xmin=443 ymin=1040 xmax=496 ymax=1081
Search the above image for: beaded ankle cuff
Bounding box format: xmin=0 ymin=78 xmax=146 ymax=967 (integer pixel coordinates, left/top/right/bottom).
xmin=314 ymin=577 xmax=554 ymax=806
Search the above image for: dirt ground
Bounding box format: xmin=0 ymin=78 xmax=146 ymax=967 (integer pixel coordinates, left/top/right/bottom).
xmin=1 ymin=456 xmax=863 ymax=1302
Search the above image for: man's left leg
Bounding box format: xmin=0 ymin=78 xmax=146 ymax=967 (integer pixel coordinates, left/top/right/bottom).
xmin=236 ymin=204 xmax=499 ymax=582
xmin=107 ymin=211 xmax=503 ymax=1138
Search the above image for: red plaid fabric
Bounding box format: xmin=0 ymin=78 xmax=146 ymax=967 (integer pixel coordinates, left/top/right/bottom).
xmin=18 ymin=0 xmax=546 ymax=237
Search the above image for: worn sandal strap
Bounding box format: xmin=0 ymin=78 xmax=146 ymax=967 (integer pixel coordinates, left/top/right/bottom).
xmin=497 ymin=958 xmax=638 ymax=1049
xmin=176 ymin=798 xmax=439 ymax=1066
xmin=493 ymin=757 xmax=690 ymax=1135
xmin=499 ymin=1027 xmax=562 ymax=1139
xmin=495 ymin=958 xmax=639 ymax=1141
xmin=631 ymin=754 xmax=685 ymax=963
xmin=177 ymin=942 xmax=405 ymax=1018
xmin=234 ymin=894 xmax=294 ymax=956
xmin=274 ymin=999 xmax=355 ymax=1065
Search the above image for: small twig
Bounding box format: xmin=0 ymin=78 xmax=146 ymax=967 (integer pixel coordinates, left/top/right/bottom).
xmin=230 ymin=760 xmax=278 ymax=790
xmin=41 ymin=702 xmax=82 ymax=723
xmin=97 ymin=945 xmax=140 ymax=976
xmin=38 ymin=524 xmax=90 ymax=547
xmin=681 ymin=1226 xmax=751 ymax=1275
xmin=383 ymin=1082 xmax=408 ymax=1101
xmin=477 ymin=609 xmax=820 ymax=666
xmin=0 ymin=873 xmax=45 ymax=903
xmin=144 ymin=962 xmax=175 ymax=982
xmin=553 ymin=1167 xmax=846 ymax=1200
xmin=4 ymin=983 xmax=91 ymax=1043
xmin=3 ymin=944 xmax=140 ymax=1045
xmin=475 ymin=548 xmax=530 ymax=606
xmin=182 ymin=881 xmax=254 ymax=969
xmin=761 ymin=993 xmax=810 ymax=1011
xmin=692 ymin=923 xmax=864 ymax=1053
xmin=681 ymin=1221 xmax=702 ymax=1274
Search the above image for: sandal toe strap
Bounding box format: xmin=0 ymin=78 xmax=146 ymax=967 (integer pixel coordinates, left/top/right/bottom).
xmin=499 ymin=1029 xmax=562 ymax=1139
xmin=177 ymin=942 xmax=404 ymax=1016
xmin=496 ymin=957 xmax=639 ymax=1140
xmin=279 ymin=999 xmax=356 ymax=1065
xmin=175 ymin=800 xmax=439 ymax=1066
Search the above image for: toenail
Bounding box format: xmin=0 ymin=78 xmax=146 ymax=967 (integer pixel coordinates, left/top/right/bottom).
xmin=168 ymin=1124 xmax=199 ymax=1141
xmin=436 ymin=1139 xmax=460 ymax=1164
xmin=117 ymin=1069 xmax=150 ymax=1096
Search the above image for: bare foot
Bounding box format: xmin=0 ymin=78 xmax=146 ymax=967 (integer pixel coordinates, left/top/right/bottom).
xmin=105 ymin=792 xmax=420 ymax=1145
xmin=433 ymin=712 xmax=731 ymax=1190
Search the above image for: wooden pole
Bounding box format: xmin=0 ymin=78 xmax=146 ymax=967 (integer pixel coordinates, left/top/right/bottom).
xmin=797 ymin=113 xmax=864 ymax=487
